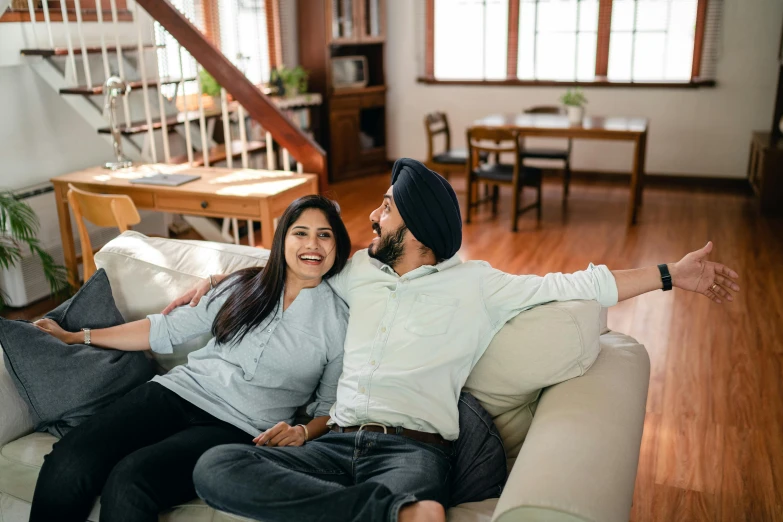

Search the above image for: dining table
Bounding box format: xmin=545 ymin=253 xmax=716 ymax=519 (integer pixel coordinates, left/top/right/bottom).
xmin=473 ymin=114 xmax=649 ymax=226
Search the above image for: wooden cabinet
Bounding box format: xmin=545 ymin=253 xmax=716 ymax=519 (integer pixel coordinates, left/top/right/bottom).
xmin=748 ymin=132 xmax=783 ymax=216
xmin=330 ymin=109 xmax=362 ymax=175
xmin=299 ymin=0 xmax=387 ymax=183
xmin=328 ymin=0 xmax=385 ymax=44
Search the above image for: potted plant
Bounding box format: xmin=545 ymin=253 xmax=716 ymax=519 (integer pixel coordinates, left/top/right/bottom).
xmin=271 ymin=66 xmax=309 ymax=98
xmin=0 ymin=192 xmax=67 ymax=309
xmin=199 ymin=69 xmax=222 ymax=110
xmin=560 ymin=88 xmax=587 ymax=125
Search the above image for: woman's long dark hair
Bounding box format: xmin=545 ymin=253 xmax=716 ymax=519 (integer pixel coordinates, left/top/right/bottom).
xmin=209 ymin=195 xmax=351 ymax=346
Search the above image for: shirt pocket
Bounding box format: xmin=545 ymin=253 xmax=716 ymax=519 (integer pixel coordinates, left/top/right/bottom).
xmin=404 ymin=294 xmax=459 ymax=337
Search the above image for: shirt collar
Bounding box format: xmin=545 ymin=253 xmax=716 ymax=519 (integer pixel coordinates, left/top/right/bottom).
xmin=369 ymin=253 xmax=462 ymax=280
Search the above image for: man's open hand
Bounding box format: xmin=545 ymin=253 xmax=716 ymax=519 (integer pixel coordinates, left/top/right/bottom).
xmin=672 ymin=241 xmax=740 ymax=304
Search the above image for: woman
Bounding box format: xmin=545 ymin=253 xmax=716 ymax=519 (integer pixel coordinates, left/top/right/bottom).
xmin=30 ymin=195 xmax=351 ymax=522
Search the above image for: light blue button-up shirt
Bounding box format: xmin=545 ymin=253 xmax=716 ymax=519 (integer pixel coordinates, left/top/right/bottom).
xmin=146 ymin=281 xmax=348 ymax=436
xmin=327 ymin=249 xmax=618 ymax=440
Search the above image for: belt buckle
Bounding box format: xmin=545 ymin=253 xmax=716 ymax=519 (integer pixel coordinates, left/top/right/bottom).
xmin=358 ymin=422 xmax=388 ymax=434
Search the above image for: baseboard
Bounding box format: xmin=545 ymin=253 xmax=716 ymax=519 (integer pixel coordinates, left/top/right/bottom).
xmin=387 ymin=158 xmax=752 ymax=194
xmin=548 ymin=169 xmax=753 ymax=194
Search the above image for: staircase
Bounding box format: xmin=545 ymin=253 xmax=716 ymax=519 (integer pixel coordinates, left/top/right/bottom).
xmin=5 ymin=0 xmax=327 ymax=242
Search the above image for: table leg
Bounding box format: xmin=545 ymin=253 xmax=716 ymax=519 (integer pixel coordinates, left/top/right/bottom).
xmin=259 ymin=203 xmax=275 ymax=250
xmin=53 ymin=182 xmax=79 ymax=290
xmin=627 ymin=135 xmax=644 ymax=226
xmin=636 ymin=132 xmax=648 ymax=208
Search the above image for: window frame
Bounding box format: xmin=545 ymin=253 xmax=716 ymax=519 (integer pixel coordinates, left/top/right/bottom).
xmin=421 ymin=0 xmax=715 ymax=88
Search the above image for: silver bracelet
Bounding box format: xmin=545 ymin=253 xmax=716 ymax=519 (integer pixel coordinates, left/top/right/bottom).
xmin=296 ymin=424 xmax=309 ymax=442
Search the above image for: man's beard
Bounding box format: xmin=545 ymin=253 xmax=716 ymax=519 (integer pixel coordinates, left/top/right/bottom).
xmin=368 ymin=222 xmax=407 ymax=267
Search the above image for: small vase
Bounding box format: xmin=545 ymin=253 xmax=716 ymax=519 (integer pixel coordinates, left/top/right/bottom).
xmin=567 ymin=105 xmax=584 ymax=125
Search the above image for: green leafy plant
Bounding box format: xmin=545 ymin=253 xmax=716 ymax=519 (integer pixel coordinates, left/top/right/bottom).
xmin=0 ymin=192 xmax=68 ymax=309
xmin=199 ymin=69 xmax=222 ymax=97
xmin=271 ymin=66 xmax=309 ymax=97
xmin=560 ymin=88 xmax=588 ymax=107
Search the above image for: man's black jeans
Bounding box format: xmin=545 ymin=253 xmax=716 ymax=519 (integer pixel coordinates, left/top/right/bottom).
xmin=29 ymin=382 xmax=251 ymax=522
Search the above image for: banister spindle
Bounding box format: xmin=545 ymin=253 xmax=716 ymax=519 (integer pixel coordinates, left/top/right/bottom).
xmin=195 ymin=63 xmax=210 ymax=167
xmin=73 ymin=0 xmax=93 ymax=88
xmin=134 ymin=4 xmax=157 ymax=163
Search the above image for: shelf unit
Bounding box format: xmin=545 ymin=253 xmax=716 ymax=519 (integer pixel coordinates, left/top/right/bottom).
xmin=298 ymin=0 xmax=387 ymax=182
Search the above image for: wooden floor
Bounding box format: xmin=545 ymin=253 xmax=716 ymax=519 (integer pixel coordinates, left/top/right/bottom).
xmin=328 ymin=173 xmax=783 ymax=522
xmin=4 ymin=172 xmax=782 ymax=520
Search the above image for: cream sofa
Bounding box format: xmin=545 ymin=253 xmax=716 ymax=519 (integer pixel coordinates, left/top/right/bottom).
xmin=0 ymin=231 xmax=650 ymax=522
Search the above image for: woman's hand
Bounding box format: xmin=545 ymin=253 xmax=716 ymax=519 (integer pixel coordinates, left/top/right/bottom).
xmin=161 ymin=276 xmax=219 ymax=315
xmin=34 ymin=318 xmax=80 ymax=344
xmin=253 ymin=422 xmax=306 ymax=447
xmin=671 ymin=241 xmax=740 ymax=304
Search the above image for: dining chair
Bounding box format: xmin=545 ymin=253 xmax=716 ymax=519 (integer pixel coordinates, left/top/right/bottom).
xmin=67 ymin=183 xmax=141 ymax=281
xmin=520 ymin=105 xmax=572 ymax=201
xmin=465 ymin=126 xmax=542 ymax=232
xmin=424 ymin=111 xmax=487 ymax=180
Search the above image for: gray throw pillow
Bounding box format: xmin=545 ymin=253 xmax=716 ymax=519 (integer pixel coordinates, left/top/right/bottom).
xmin=0 ymin=269 xmax=154 ymax=438
xmin=449 ymin=391 xmax=508 ymax=506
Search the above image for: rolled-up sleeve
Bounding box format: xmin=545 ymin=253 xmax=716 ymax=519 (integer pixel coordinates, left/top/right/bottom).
xmin=481 ymin=262 xmax=618 ymax=327
xmin=147 ymin=289 xmax=228 ymax=354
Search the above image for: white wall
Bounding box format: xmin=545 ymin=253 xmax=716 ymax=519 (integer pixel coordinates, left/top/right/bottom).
xmin=385 ymin=0 xmax=783 ymax=179
xmin=0 ymin=64 xmax=113 ymax=192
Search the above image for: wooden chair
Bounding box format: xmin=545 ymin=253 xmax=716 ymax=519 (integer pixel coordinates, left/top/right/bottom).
xmin=66 ymin=183 xmax=141 ymax=281
xmin=520 ymin=105 xmax=572 ymax=201
xmin=424 ymin=111 xmax=487 ymax=180
xmin=465 ymin=127 xmax=542 ymax=232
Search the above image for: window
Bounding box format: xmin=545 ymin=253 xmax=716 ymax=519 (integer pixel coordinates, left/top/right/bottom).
xmin=424 ymin=0 xmax=719 ymax=86
xmin=155 ymin=0 xmax=278 ymax=96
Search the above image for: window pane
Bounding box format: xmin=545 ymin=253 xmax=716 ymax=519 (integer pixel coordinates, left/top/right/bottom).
xmin=635 ymin=0 xmax=668 ymax=32
xmin=485 ymin=0 xmax=509 ymax=79
xmin=434 ymin=0 xmax=485 ymax=79
xmin=577 ymin=32 xmax=597 ymax=80
xmin=607 ymin=0 xmax=699 ymax=82
xmin=538 ymin=0 xmax=577 ymax=32
xmin=611 ymin=0 xmax=635 ymax=31
xmin=517 ymin=2 xmax=536 ymax=79
xmin=632 ymin=33 xmax=666 ymax=80
xmin=537 ymin=33 xmax=577 ymax=80
xmin=608 ymin=32 xmax=632 ymax=80
xmin=434 ymin=0 xmax=507 ymax=80
xmin=578 ymin=0 xmax=599 ymax=32
xmin=664 ymin=34 xmax=694 ymax=80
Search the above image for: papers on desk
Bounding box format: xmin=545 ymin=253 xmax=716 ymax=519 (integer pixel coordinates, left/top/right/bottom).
xmin=129 ymin=173 xmax=201 ymax=187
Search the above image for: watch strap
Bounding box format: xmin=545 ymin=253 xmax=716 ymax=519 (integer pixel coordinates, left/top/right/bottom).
xmin=657 ymin=264 xmax=673 ymax=291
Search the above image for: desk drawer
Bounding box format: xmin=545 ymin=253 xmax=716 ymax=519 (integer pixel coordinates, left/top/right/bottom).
xmin=155 ymin=194 xmax=260 ymax=218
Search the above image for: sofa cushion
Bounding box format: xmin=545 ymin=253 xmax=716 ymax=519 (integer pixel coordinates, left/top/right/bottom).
xmin=464 ymin=299 xmax=602 ymax=465
xmin=0 ymin=431 xmax=490 ymax=522
xmin=0 ymin=269 xmax=155 ymax=438
xmin=94 ymin=231 xmax=270 ymax=371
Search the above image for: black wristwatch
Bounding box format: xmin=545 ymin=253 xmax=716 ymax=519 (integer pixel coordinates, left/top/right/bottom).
xmin=657 ymin=264 xmax=673 ymax=291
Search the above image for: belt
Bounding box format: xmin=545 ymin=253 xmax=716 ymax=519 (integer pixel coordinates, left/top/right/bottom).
xmin=330 ymin=423 xmax=452 ymax=448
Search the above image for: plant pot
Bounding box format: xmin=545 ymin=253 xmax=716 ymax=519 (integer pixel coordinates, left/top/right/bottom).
xmin=566 ymin=105 xmax=584 ymax=125
xmin=284 ymin=85 xmax=300 ymax=98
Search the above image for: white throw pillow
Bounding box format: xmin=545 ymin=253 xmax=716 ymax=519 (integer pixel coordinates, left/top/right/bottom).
xmin=464 ymin=300 xmax=602 ymax=462
xmin=95 ymin=231 xmax=269 ymax=370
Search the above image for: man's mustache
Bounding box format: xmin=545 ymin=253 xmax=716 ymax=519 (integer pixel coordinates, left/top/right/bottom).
xmin=372 ymin=223 xmax=381 ymax=235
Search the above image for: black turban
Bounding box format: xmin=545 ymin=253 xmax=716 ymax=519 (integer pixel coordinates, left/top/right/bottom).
xmin=390 ymin=158 xmax=462 ymax=260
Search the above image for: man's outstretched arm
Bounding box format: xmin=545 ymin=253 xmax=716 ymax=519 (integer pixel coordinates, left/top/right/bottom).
xmin=613 ymin=241 xmax=739 ymax=303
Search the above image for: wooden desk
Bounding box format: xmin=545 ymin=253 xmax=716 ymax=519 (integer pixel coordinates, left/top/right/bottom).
xmin=473 ymin=114 xmax=649 ymax=226
xmin=51 ymin=164 xmax=318 ymax=289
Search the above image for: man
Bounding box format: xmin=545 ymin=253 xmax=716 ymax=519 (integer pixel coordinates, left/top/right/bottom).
xmin=169 ymin=159 xmax=739 ymax=522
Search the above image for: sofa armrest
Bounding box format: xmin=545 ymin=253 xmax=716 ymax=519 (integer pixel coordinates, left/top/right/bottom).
xmin=492 ymin=332 xmax=650 ymax=522
xmin=0 ymin=349 xmax=34 ymax=447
